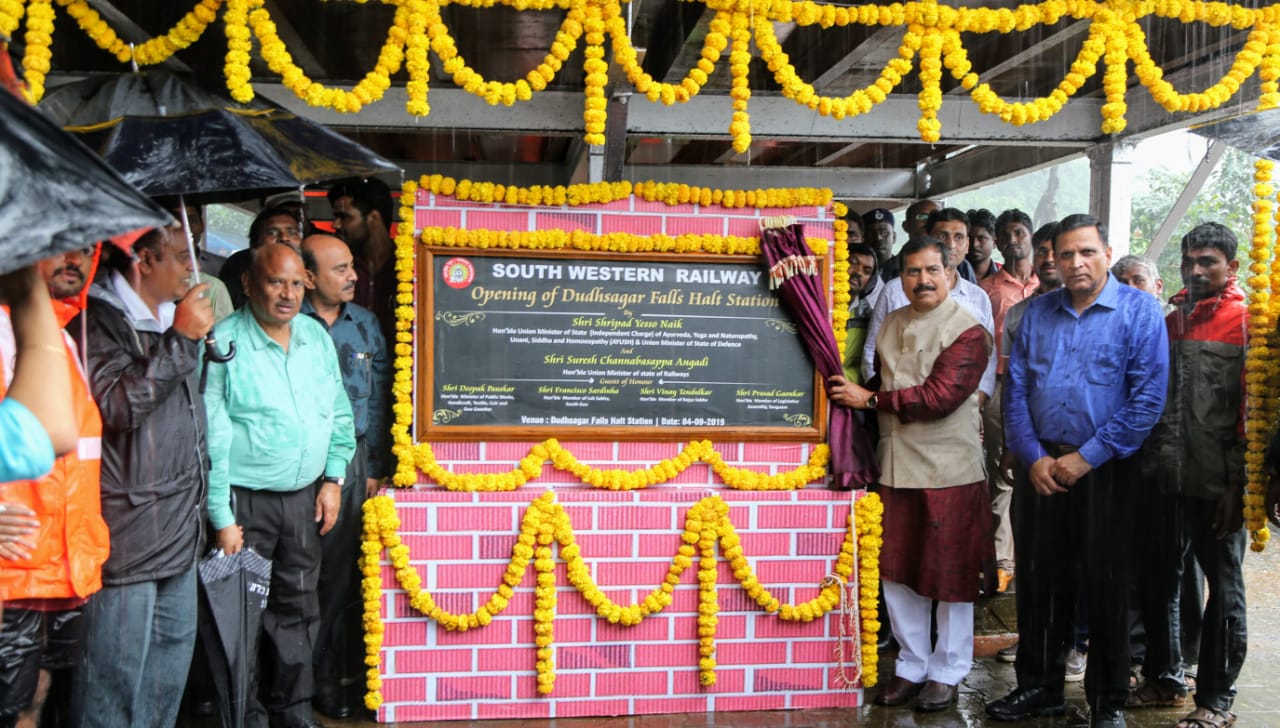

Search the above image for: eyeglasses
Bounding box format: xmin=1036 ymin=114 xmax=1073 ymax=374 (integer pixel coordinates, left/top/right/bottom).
xmin=263 ymin=226 xmax=303 ymax=241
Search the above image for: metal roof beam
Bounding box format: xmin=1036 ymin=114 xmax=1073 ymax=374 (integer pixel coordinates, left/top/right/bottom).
xmin=250 ymin=85 xmax=1104 ymax=145
xmin=394 ymin=160 xmax=913 ymax=199
xmin=924 ymin=144 xmax=1084 ymax=198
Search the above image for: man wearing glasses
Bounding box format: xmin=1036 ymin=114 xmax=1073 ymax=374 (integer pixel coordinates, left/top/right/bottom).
xmin=218 ymin=205 xmax=304 ymax=310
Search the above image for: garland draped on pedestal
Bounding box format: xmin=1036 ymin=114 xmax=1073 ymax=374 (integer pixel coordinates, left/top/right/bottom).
xmin=359 ymin=490 xmax=884 ymax=708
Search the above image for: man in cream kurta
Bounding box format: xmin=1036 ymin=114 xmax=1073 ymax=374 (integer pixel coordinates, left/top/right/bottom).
xmin=830 ymin=237 xmax=994 ymax=713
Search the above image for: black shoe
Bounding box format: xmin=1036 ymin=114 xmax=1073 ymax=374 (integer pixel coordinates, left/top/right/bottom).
xmin=313 ymin=690 xmax=353 ymax=719
xmin=986 ymin=687 xmax=1066 ymax=721
xmin=1090 ymin=709 xmax=1126 ymax=727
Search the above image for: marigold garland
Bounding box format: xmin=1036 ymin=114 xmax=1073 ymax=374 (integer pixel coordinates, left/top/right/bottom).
xmin=360 ymin=489 xmax=878 ymax=707
xmin=389 ymin=175 xmax=846 ymax=492
xmin=18 ymin=0 xmax=51 ymax=104
xmin=14 ymin=0 xmax=1280 ymax=147
xmin=1245 ymin=157 xmax=1275 ymax=551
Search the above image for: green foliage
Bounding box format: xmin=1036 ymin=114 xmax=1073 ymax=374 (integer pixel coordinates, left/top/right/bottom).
xmin=1129 ymin=145 xmax=1256 ymax=297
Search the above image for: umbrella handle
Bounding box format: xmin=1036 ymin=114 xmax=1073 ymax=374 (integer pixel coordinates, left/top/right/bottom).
xmin=199 ymin=335 xmax=236 ymax=394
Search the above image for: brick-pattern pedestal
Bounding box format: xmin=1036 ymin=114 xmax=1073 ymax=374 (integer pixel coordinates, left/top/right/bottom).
xmin=374 ymin=444 xmax=865 ymax=722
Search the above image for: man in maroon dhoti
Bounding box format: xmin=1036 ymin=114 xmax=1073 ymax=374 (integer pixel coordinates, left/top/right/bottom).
xmin=830 ymin=236 xmax=995 ymax=712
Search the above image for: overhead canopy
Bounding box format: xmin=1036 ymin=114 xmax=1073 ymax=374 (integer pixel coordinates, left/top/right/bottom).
xmin=23 ymin=0 xmax=1270 ymax=203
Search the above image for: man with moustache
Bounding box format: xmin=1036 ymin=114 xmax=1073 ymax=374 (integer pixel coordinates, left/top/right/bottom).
xmin=205 ymin=243 xmax=355 ymax=728
xmin=980 ymin=208 xmax=1040 ymax=593
xmin=1132 ymin=223 xmax=1247 ymax=728
xmin=989 ymin=214 xmax=1168 ymax=728
xmin=863 ymin=208 xmax=995 ymax=404
xmin=69 ymin=220 xmax=215 ymax=728
xmin=0 ymin=248 xmax=110 ymax=728
xmin=299 ymin=234 xmax=390 ymax=719
xmin=829 ymin=237 xmax=994 ymax=713
xmin=328 ymin=177 xmax=396 ymax=345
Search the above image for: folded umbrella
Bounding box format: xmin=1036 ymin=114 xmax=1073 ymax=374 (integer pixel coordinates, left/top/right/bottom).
xmin=198 ymin=548 xmax=273 ymax=728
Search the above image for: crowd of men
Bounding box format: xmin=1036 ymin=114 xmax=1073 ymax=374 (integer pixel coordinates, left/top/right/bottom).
xmin=834 ymin=204 xmax=1255 ymax=728
xmin=0 ymin=178 xmax=394 ymax=728
xmin=0 ymin=176 xmax=1265 ymax=728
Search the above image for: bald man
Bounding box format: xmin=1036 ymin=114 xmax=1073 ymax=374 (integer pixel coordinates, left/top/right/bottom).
xmin=204 ymin=243 xmax=355 ymax=728
xmin=299 ymin=234 xmax=390 ymax=718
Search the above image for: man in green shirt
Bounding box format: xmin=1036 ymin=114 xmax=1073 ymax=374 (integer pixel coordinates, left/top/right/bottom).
xmin=204 ymin=242 xmax=355 ymax=728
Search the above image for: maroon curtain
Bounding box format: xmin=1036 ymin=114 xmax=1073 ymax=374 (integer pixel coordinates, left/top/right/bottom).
xmin=761 ymin=222 xmax=878 ymax=490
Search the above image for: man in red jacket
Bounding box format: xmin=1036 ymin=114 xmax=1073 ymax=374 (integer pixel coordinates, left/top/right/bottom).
xmin=1133 ymin=222 xmax=1248 ymax=728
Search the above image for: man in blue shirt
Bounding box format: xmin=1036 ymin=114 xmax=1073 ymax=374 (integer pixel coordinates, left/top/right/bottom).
xmin=299 ymin=233 xmax=390 ymax=719
xmin=987 ymin=214 xmax=1169 ymax=728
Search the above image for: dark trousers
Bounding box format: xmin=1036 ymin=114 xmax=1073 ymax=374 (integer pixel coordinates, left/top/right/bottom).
xmin=1136 ymin=490 xmax=1247 ymax=711
xmin=1012 ymin=457 xmax=1136 ymax=714
xmin=234 ymin=484 xmax=322 ymax=726
xmin=313 ymin=439 xmax=368 ymax=697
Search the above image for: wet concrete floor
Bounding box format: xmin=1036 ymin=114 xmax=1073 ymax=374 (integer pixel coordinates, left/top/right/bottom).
xmin=206 ymin=528 xmax=1280 ymax=728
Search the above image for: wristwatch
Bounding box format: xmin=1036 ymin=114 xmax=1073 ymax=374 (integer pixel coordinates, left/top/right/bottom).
xmin=866 ymin=393 xmax=878 ymax=410
xmin=323 ymin=476 xmax=345 ymax=487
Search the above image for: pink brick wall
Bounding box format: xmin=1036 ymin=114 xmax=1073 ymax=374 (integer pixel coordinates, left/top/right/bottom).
xmin=381 ymin=189 xmax=859 ymax=721
xmin=375 ymin=489 xmax=864 ymax=722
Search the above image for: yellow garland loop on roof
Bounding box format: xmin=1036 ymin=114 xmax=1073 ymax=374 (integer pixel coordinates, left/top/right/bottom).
xmin=1245 ymin=157 xmax=1276 ymax=552
xmin=8 ymin=0 xmax=1280 ymax=148
xmin=360 ymin=489 xmax=881 ymax=707
xmin=389 ymin=174 xmax=846 ymax=492
xmin=19 ymin=0 xmax=51 ymax=104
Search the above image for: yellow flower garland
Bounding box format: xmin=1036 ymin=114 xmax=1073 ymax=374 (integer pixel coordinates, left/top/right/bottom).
xmin=389 ymin=175 xmax=846 ymax=492
xmin=1245 ymin=157 xmax=1275 ymax=551
xmin=13 ymin=0 xmax=1280 ymax=146
xmin=18 ymin=0 xmax=51 ymax=105
xmin=360 ymin=489 xmax=880 ymax=707
xmin=0 ymin=0 xmax=24 ymax=38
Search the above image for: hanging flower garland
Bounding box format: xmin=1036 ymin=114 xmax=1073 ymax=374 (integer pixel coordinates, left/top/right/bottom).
xmin=1244 ymin=157 xmax=1275 ymax=551
xmin=360 ymin=489 xmax=874 ymax=707
xmin=250 ymin=0 xmax=406 ymax=112
xmin=582 ymin=1 xmax=607 ymax=145
xmin=12 ymin=0 xmax=1280 ymax=142
xmin=0 ymin=0 xmax=24 ymax=38
xmin=18 ymin=0 xmax=51 ymax=104
xmin=56 ymin=0 xmax=222 ymax=66
xmin=853 ymin=491 xmax=883 ymax=685
xmin=223 ymin=0 xmax=255 ymax=103
xmin=389 ymin=174 xmax=845 ymax=491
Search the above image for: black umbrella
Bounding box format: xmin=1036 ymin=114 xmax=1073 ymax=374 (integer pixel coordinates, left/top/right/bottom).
xmin=198 ymin=548 xmax=273 ymax=728
xmin=39 ymin=70 xmax=402 ymax=388
xmin=39 ymin=69 xmax=402 ymax=202
xmin=0 ymin=87 xmax=170 ymax=276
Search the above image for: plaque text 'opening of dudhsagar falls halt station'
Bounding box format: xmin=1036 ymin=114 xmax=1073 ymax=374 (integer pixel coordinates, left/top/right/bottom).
xmin=422 ymin=251 xmax=826 ymax=441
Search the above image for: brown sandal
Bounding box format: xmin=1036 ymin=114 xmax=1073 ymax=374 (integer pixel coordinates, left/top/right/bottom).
xmin=1125 ymin=682 xmax=1188 ymax=709
xmin=1174 ymin=707 xmax=1237 ymax=728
